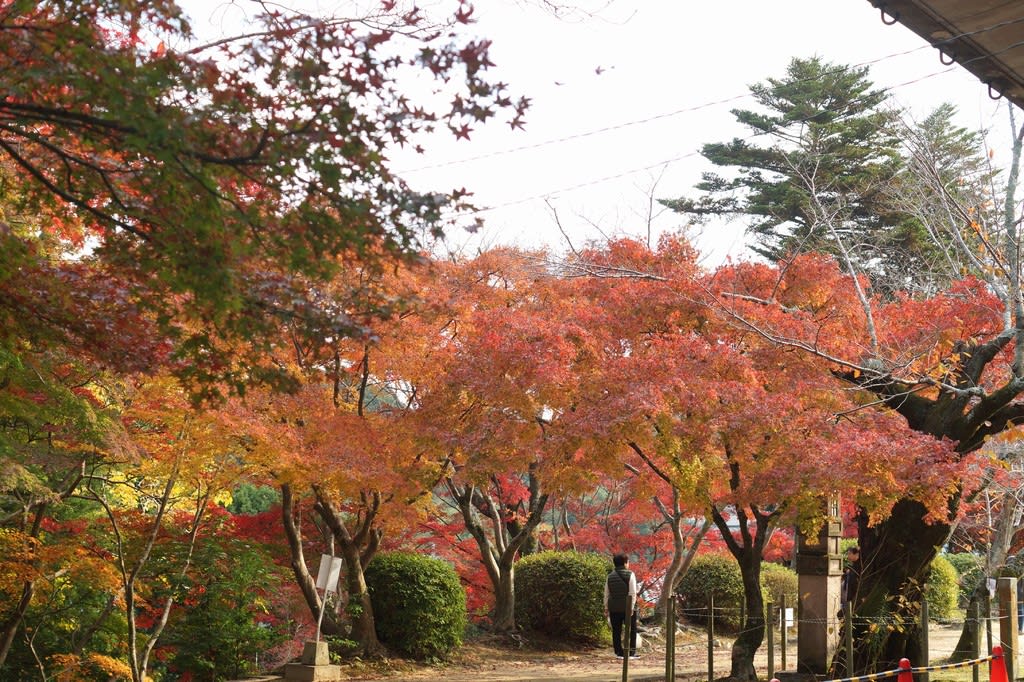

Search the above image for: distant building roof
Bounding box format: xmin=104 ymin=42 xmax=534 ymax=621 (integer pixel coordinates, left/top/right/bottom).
xmin=869 ymin=0 xmax=1024 ymax=109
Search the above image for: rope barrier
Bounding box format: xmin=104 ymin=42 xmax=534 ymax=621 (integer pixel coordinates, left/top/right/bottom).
xmin=820 ymin=652 xmax=999 ymax=682
xmin=827 ymin=667 xmax=905 ymax=682
xmin=910 ymin=656 xmax=995 ymax=672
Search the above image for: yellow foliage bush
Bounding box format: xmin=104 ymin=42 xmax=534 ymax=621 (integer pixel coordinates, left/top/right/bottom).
xmin=50 ymin=652 xmax=137 ymax=681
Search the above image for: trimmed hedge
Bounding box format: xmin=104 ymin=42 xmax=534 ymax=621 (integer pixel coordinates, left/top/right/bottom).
xmin=925 ymin=553 xmax=960 ymax=620
xmin=676 ymin=555 xmax=798 ymax=632
xmin=761 ymin=562 xmax=798 ymax=608
xmin=514 ymin=551 xmax=610 ymax=644
xmin=365 ymin=552 xmax=467 ymax=661
xmin=676 ymin=553 xmax=745 ymax=631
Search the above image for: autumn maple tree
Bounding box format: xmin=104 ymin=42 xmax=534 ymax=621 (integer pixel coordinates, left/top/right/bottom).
xmin=1 ymin=0 xmax=529 ymax=670
xmin=407 ymin=248 xmax=607 ymax=632
xmin=221 ymin=257 xmax=449 ymax=656
xmin=74 ymin=375 xmax=252 ymax=682
xmin=666 ymin=48 xmax=1024 ymax=670
xmin=0 ymin=0 xmax=527 ymax=401
xmin=562 ymin=238 xmax=963 ymax=680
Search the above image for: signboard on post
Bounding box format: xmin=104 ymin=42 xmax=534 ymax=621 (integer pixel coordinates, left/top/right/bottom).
xmin=314 ymin=554 xmax=343 ymax=645
xmin=316 ymin=554 xmax=343 ymax=593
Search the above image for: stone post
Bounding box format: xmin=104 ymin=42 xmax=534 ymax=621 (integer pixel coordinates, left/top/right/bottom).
xmin=794 ymin=495 xmax=843 ymax=675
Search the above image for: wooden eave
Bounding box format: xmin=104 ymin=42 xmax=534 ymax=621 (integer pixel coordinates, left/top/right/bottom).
xmin=868 ymin=0 xmax=1024 ymax=110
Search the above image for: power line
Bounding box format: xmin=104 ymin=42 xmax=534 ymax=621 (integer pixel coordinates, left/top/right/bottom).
xmin=465 ymin=32 xmax=1024 ymax=216
xmin=402 ymin=14 xmax=1024 ymax=176
xmin=467 ymin=67 xmax=966 ymax=216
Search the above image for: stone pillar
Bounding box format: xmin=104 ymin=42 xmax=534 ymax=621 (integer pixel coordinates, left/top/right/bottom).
xmin=795 ymin=495 xmax=843 ymax=675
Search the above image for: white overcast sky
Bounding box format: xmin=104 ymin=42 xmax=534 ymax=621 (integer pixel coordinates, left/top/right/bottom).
xmin=186 ymin=1 xmax=1014 ymax=265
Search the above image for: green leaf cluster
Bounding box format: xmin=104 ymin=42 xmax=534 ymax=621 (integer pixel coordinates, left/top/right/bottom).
xmin=162 ymin=537 xmax=291 ymax=680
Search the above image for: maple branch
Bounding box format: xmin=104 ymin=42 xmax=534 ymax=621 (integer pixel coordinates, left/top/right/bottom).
xmin=627 ymin=441 xmax=673 ymax=486
xmin=0 ymin=138 xmax=151 ymax=241
xmin=715 ymin=282 xmax=999 ymax=419
xmin=332 ymin=347 xmax=342 ymax=407
xmin=715 ymin=293 xmax=879 ymax=374
xmin=447 ymin=480 xmax=502 ymax=587
xmin=709 ymin=503 xmax=741 ymax=557
xmin=184 ymin=13 xmax=443 ymax=56
xmin=2 ymin=97 xmax=274 ymax=167
xmin=964 ymin=379 xmax=1024 ymax=439
xmin=353 ymin=490 xmax=381 ymax=549
xmin=720 ymin=291 xmax=800 ymax=314
xmin=544 ymin=198 xmax=579 ymax=257
xmin=138 ymin=485 xmax=211 ymax=676
xmin=281 ymin=484 xmax=338 ymax=635
xmin=0 ymin=102 xmax=135 ymax=137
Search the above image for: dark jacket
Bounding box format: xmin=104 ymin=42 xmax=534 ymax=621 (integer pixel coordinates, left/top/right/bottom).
xmin=606 ymin=568 xmax=634 ymax=613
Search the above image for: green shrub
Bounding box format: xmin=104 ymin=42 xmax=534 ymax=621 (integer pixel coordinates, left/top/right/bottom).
xmin=925 ymin=553 xmax=960 ymax=620
xmin=946 ymin=553 xmax=985 ymax=607
xmin=761 ymin=562 xmax=798 ymax=609
xmin=514 ymin=551 xmax=610 ymax=644
xmin=365 ymin=552 xmax=467 ymax=661
xmin=164 ymin=538 xmax=290 ymax=680
xmin=676 ymin=553 xmax=744 ymax=632
xmin=226 ymin=483 xmax=279 ymax=514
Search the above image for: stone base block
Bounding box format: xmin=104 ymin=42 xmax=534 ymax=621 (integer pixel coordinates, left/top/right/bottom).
xmin=774 ymin=672 xmax=828 ymax=682
xmin=283 ymin=663 xmax=342 ymax=682
xmin=301 ymin=640 xmax=330 ymax=666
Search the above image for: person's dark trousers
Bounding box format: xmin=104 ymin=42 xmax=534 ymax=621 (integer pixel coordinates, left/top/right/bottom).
xmin=609 ymin=610 xmax=638 ymax=657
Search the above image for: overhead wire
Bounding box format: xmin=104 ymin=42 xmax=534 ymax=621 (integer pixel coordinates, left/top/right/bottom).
xmin=402 ymin=14 xmax=1024 ymax=176
xmin=465 ymin=69 xmax=955 ymax=216
xmin=457 ymin=29 xmax=1024 ymax=217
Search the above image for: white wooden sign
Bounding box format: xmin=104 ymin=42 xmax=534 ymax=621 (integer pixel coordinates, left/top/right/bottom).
xmin=316 ymin=554 xmax=343 ymax=593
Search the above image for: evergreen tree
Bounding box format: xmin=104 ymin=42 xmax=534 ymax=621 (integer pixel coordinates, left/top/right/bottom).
xmin=664 ymin=56 xmax=901 ymax=277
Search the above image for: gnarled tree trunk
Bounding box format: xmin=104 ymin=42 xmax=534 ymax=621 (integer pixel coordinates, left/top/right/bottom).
xmin=710 ymin=501 xmax=774 ymax=682
xmin=446 ymin=468 xmax=549 ymax=632
xmin=651 ymin=491 xmax=710 ymax=624
xmin=830 ymin=501 xmax=949 ymax=676
xmin=314 ymin=488 xmax=384 ymax=657
xmin=281 ymin=484 xmax=344 ymax=637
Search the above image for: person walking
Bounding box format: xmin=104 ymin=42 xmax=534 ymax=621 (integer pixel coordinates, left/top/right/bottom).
xmin=840 ymin=545 xmax=861 ymax=617
xmin=605 ymin=553 xmax=638 ymax=659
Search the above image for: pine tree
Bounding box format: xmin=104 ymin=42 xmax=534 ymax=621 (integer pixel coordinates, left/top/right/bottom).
xmin=664 ymin=56 xmax=901 ymax=273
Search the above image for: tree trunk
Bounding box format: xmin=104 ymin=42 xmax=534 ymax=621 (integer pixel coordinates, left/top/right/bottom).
xmin=708 ymin=494 xmax=773 ymax=682
xmin=951 ymin=581 xmax=989 ymax=661
xmin=337 ymin=537 xmax=383 ymax=656
xmin=825 ymin=108 xmax=1024 ymax=674
xmin=447 ymin=474 xmax=549 ymax=633
xmin=952 ymin=496 xmax=1017 ymax=660
xmin=651 ymin=494 xmax=710 ymax=624
xmin=0 ymin=581 xmax=33 ymax=669
xmin=838 ymin=501 xmax=947 ymax=674
xmin=492 ymin=557 xmax=517 ymax=632
xmin=730 ymin=552 xmax=766 ymax=682
xmin=281 ymin=484 xmax=344 ymax=637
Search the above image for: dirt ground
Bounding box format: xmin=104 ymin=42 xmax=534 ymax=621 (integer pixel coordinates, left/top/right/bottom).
xmin=250 ymin=620 xmax=970 ymax=682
